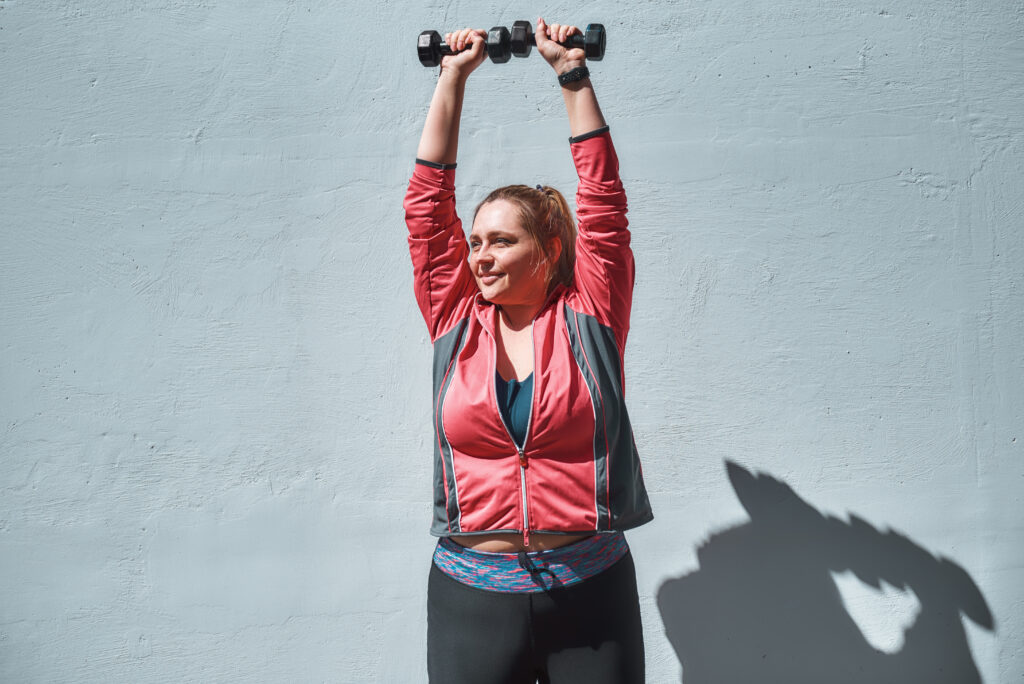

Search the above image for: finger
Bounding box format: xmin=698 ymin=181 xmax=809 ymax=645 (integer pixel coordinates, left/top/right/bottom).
xmin=535 ymin=17 xmax=550 ymax=46
xmin=466 ymin=30 xmax=485 ymax=56
xmin=449 ymin=30 xmax=466 ymax=52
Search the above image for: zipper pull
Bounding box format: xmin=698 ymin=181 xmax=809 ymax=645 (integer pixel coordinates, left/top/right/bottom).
xmin=518 ymin=447 xmax=528 ymax=468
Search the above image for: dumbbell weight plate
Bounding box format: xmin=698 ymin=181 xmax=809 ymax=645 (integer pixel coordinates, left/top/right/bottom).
xmin=584 ymin=23 xmax=606 ymax=61
xmin=486 ymin=26 xmax=512 ymax=64
xmin=510 ymin=20 xmax=533 ymax=58
xmin=417 ymin=30 xmax=445 ymax=67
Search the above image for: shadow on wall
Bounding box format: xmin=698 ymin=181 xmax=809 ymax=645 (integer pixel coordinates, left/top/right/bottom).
xmin=657 ymin=461 xmax=994 ymax=683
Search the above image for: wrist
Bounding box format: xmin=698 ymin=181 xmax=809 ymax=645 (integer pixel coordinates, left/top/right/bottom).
xmin=552 ymin=58 xmax=585 ymax=75
xmin=438 ymin=64 xmax=472 ymax=85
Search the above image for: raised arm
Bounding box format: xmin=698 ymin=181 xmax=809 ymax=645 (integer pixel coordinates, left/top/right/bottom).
xmin=536 ymin=19 xmax=633 ymax=347
xmin=405 ymin=29 xmax=488 ymax=341
xmin=416 ymin=28 xmax=487 ymax=164
xmin=534 ymin=18 xmax=606 ymax=137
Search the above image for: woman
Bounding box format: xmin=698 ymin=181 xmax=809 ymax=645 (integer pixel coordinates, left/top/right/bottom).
xmin=404 ymin=18 xmax=653 ymax=683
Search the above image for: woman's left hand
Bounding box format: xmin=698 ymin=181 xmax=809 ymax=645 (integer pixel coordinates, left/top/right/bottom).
xmin=535 ymin=17 xmax=586 ymax=75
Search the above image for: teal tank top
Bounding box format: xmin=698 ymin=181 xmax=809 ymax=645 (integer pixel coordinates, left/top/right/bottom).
xmin=495 ymin=372 xmax=533 ymax=448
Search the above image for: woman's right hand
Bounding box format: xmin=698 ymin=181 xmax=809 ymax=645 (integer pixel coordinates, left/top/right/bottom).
xmin=440 ymin=28 xmax=488 ymax=80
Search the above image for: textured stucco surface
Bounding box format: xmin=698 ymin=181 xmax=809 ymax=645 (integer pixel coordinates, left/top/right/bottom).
xmin=1 ymin=1 xmax=1022 ymax=682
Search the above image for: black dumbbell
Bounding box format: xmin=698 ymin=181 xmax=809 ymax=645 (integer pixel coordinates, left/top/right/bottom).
xmin=417 ymin=27 xmax=513 ymax=67
xmin=507 ymin=21 xmax=606 ymax=61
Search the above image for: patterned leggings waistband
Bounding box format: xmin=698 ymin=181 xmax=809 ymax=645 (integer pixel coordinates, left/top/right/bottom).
xmin=432 ymin=533 xmax=628 ymax=593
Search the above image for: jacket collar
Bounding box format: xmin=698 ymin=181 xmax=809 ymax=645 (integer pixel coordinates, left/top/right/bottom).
xmin=472 ymin=283 xmax=568 ymax=335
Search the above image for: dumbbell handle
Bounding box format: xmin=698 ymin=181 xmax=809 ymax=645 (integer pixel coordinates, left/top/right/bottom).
xmin=529 ymin=33 xmax=585 ymax=49
xmin=431 ymin=36 xmax=459 ymax=58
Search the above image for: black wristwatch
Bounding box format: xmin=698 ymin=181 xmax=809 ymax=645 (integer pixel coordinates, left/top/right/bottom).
xmin=557 ymin=66 xmax=590 ymax=86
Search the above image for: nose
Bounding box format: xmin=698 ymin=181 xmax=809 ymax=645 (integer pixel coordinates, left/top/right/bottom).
xmin=471 ymin=243 xmax=494 ymax=267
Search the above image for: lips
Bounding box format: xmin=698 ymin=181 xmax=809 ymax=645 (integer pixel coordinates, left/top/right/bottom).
xmin=479 ymin=273 xmax=504 ymax=286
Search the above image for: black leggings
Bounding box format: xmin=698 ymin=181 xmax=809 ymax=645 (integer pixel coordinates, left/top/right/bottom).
xmin=427 ymin=550 xmax=645 ymax=683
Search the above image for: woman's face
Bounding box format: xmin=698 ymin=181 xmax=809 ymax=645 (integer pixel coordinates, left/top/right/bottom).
xmin=469 ymin=200 xmax=552 ymax=309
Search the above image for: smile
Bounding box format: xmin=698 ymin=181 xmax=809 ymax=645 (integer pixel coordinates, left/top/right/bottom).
xmin=479 ymin=274 xmax=504 ymax=286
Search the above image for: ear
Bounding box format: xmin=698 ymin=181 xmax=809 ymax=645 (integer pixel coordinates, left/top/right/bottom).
xmin=546 ymin=237 xmax=562 ymax=262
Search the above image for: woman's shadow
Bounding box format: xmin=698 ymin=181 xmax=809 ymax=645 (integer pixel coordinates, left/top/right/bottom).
xmin=657 ymin=461 xmax=994 ymax=683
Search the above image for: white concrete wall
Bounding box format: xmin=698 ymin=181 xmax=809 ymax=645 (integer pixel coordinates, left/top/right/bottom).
xmin=1 ymin=1 xmax=1021 ymax=681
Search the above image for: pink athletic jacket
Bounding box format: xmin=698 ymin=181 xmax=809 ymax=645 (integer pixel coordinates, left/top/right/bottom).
xmin=404 ymin=128 xmax=652 ymax=545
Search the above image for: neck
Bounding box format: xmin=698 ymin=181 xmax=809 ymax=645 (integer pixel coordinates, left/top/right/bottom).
xmin=499 ymin=301 xmax=543 ymax=330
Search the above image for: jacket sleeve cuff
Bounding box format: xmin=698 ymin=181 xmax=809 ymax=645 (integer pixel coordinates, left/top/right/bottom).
xmin=415 ymin=158 xmax=457 ymax=170
xmin=568 ymin=125 xmax=610 ymax=144
xmin=410 ymin=159 xmax=457 ymax=190
xmin=569 ymin=127 xmax=620 ymax=184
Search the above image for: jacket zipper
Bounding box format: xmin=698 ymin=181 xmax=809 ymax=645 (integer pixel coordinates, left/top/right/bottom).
xmin=492 ymin=319 xmax=536 ymax=548
xmin=518 ymin=447 xmax=530 ymax=548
